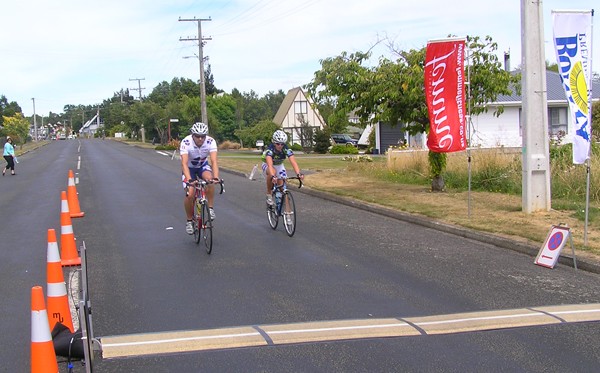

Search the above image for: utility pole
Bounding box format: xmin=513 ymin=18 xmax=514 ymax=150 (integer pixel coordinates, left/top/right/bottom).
xmin=520 ymin=0 xmax=551 ymax=213
xmin=129 ymin=78 xmax=146 ymax=100
xmin=31 ymin=98 xmax=37 ymax=141
xmin=179 ymin=16 xmax=212 ymax=125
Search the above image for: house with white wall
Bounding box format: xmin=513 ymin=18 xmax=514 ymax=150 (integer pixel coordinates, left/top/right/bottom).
xmin=363 ymin=70 xmax=599 ymax=152
xmin=273 ymin=87 xmax=326 ymax=146
xmin=468 ymin=70 xmax=599 ymax=148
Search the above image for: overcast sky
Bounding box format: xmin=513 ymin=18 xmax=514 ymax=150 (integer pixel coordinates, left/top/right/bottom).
xmin=1 ymin=0 xmax=597 ymax=116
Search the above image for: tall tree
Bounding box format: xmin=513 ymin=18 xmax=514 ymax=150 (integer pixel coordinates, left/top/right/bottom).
xmin=204 ymin=64 xmax=222 ymax=96
xmin=207 ymin=94 xmax=236 ymax=141
xmin=0 ymin=95 xmax=23 ymax=126
xmin=146 ymin=78 xmax=198 ymax=106
xmin=2 ymin=113 xmax=30 ymax=143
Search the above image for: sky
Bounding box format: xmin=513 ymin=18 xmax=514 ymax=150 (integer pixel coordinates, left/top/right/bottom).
xmin=1 ymin=0 xmax=598 ymax=117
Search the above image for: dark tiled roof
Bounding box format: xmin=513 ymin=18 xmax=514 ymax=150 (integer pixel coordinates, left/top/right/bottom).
xmin=494 ymin=70 xmax=600 ymax=104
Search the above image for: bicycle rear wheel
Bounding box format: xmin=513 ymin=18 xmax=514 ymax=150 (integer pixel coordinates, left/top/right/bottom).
xmin=267 ymin=193 xmax=278 ymax=229
xmin=282 ymin=191 xmax=296 ymax=237
xmin=201 ymin=203 xmax=213 ymax=254
xmin=193 ymin=200 xmax=201 ymax=244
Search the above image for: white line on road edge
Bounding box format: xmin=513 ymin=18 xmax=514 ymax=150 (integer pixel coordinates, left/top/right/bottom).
xmin=100 ymin=303 xmax=600 ymax=359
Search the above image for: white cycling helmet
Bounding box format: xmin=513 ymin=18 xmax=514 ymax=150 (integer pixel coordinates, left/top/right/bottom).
xmin=190 ymin=122 xmax=209 ymax=135
xmin=272 ymin=130 xmax=288 ymax=144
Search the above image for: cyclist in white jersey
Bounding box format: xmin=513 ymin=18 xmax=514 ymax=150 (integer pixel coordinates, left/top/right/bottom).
xmin=180 ymin=122 xmax=220 ymax=234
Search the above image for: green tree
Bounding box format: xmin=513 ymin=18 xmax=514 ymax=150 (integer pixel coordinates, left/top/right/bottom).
xmin=229 ymin=88 xmax=286 ymax=146
xmin=147 ymin=77 xmax=199 ymax=106
xmin=235 ymin=120 xmax=279 ymax=148
xmin=2 ymin=113 xmax=30 ymax=144
xmin=126 ymin=100 xmax=165 ymax=140
xmin=204 ymin=64 xmax=222 ymax=96
xmin=208 ymin=94 xmax=237 ymax=141
xmin=307 ymin=35 xmax=520 ymax=191
xmin=313 ymin=128 xmax=331 ymax=153
xmin=263 ymin=90 xmax=286 ymax=118
xmin=0 ymin=95 xmax=23 ymax=127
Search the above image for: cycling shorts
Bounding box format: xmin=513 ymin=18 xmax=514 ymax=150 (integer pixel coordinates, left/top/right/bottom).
xmin=182 ymin=160 xmax=213 ymax=189
xmin=262 ymin=162 xmax=287 ymax=179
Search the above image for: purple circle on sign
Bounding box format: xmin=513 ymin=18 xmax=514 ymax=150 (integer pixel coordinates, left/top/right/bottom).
xmin=548 ymin=231 xmax=564 ymax=250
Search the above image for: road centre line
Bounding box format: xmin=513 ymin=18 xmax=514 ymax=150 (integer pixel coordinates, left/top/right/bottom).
xmin=100 ymin=303 xmax=600 ymax=359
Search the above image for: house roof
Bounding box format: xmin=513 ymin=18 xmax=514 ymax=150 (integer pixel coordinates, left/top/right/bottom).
xmin=495 ymin=70 xmax=600 ymax=104
xmin=273 ymin=87 xmax=302 ymax=125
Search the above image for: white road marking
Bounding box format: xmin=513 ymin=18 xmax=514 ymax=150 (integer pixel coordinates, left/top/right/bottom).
xmin=99 ymin=303 xmax=600 ymax=359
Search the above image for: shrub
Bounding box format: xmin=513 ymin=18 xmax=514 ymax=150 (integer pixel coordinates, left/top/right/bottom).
xmin=219 ymin=140 xmax=241 ymax=150
xmin=155 ymin=145 xmax=177 ymax=150
xmin=330 ymin=145 xmax=359 ymax=154
xmin=313 ymin=129 xmax=331 ymax=154
xmin=291 ymin=143 xmax=303 ymax=151
xmin=342 ymin=155 xmax=373 ymax=162
xmin=155 ymin=138 xmax=180 ymax=151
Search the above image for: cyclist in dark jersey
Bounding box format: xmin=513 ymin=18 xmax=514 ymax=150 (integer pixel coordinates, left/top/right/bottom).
xmin=261 ymin=130 xmax=303 ymax=206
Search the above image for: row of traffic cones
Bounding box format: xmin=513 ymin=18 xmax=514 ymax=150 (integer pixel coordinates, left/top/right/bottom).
xmin=31 ymin=170 xmax=85 ymax=372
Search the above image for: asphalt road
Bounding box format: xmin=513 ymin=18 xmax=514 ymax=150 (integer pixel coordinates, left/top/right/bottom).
xmin=1 ymin=139 xmax=599 ymax=372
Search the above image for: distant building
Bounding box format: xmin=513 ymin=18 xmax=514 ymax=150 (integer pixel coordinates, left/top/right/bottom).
xmin=365 ymin=70 xmax=600 ymax=153
xmin=273 ymin=87 xmax=326 ymax=146
xmin=79 ymin=114 xmax=102 ymax=138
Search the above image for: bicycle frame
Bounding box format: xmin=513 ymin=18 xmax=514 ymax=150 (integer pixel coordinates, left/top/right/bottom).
xmin=186 ymin=178 xmax=224 ymax=253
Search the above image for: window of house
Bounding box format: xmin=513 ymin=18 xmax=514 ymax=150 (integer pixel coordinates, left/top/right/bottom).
xmin=548 ymin=107 xmax=568 ymax=135
xmin=520 ymin=107 xmax=569 ymax=137
xmin=294 ymin=101 xmax=308 ymax=115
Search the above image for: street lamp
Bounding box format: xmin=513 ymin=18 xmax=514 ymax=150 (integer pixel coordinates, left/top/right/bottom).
xmin=168 ymin=118 xmax=179 ymax=142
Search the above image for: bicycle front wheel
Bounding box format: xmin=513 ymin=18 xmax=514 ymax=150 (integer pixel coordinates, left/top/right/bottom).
xmin=267 ymin=193 xmax=278 ymax=229
xmin=201 ymin=203 xmax=213 ymax=254
xmin=282 ymin=191 xmax=296 ymax=237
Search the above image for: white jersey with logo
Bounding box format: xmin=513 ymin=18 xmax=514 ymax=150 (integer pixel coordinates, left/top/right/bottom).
xmin=179 ymin=134 xmax=218 ymax=169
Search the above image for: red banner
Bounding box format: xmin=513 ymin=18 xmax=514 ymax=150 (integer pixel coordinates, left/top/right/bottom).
xmin=425 ymin=39 xmax=467 ymax=153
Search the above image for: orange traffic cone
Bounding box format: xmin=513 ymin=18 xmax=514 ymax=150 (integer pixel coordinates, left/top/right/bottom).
xmin=67 ymin=169 xmax=84 ymax=218
xmin=47 ymin=228 xmax=74 ymax=332
xmin=60 ymin=191 xmax=81 ymax=266
xmin=31 ymin=286 xmax=59 ymax=373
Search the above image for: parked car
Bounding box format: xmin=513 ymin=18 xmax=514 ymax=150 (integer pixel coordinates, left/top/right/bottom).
xmin=331 ymin=134 xmax=358 ymax=147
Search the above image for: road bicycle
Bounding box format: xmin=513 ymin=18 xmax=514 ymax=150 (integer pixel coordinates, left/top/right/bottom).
xmin=267 ymin=176 xmax=302 ymax=237
xmin=186 ymin=178 xmax=224 ymax=253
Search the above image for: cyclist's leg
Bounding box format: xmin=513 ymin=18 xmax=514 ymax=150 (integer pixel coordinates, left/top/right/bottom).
xmin=262 ymin=163 xmax=273 ymax=194
xmin=183 ymin=174 xmax=195 ymax=220
xmin=185 ymin=168 xmax=203 ymax=216
xmin=200 ymin=161 xmax=215 ymax=208
xmin=277 ymin=165 xmax=288 ymax=187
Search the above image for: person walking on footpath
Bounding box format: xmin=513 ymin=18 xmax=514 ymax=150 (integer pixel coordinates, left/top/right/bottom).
xmin=3 ymin=136 xmax=16 ymax=176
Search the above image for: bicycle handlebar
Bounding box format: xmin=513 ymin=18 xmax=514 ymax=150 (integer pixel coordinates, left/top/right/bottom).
xmin=287 ymin=176 xmax=303 ymax=188
xmin=273 ymin=176 xmax=303 ymax=189
xmin=186 ymin=178 xmax=225 ymax=194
